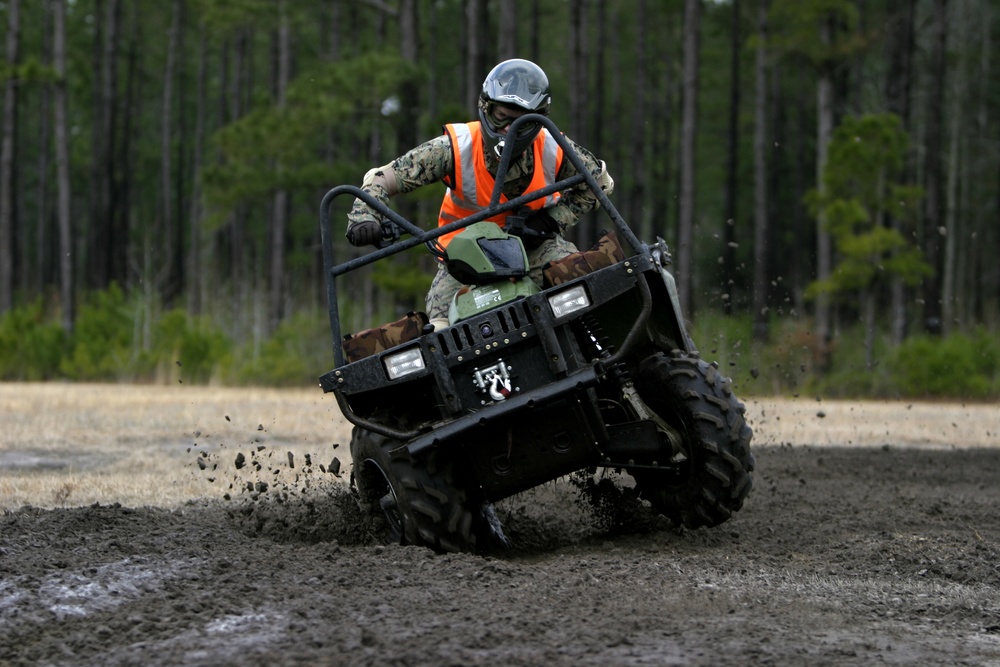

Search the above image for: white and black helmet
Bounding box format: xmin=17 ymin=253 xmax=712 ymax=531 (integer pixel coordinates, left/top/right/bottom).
xmin=477 ymin=59 xmax=552 ymax=157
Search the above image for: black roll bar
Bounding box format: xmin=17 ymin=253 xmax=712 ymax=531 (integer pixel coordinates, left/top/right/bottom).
xmin=319 ymin=114 xmax=645 ymax=368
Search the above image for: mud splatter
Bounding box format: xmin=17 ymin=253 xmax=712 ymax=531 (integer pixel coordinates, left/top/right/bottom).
xmin=3 ymin=446 xmax=1000 ymax=666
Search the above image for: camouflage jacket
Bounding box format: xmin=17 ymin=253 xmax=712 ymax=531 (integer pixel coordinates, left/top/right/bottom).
xmin=348 ymin=128 xmax=613 ymax=235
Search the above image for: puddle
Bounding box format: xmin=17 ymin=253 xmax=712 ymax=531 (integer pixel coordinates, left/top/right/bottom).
xmin=0 ymin=448 xmax=119 ymax=472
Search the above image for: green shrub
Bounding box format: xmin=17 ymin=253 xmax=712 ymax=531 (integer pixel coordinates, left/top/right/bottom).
xmin=688 ymin=310 xmax=754 ymax=386
xmin=232 ymin=310 xmax=330 ymax=386
xmin=887 ymin=330 xmax=998 ymax=399
xmin=967 ymin=327 xmax=1000 ymax=380
xmin=803 ymin=325 xmax=897 ymax=398
xmin=687 ymin=312 xmax=1000 ymax=401
xmin=0 ymin=300 xmax=67 ymax=380
xmin=7 ymin=283 xmax=998 ymax=397
xmin=148 ymin=309 xmax=232 ymax=383
xmin=60 ymin=284 xmax=136 ymax=381
xmin=690 ymin=312 xmax=820 ymax=396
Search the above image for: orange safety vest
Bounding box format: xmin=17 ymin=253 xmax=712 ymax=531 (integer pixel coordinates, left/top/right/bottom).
xmin=437 ymin=121 xmax=564 ymax=248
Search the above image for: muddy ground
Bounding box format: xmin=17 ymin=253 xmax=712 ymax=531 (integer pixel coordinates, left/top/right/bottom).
xmin=2 ymin=391 xmax=1000 ymax=666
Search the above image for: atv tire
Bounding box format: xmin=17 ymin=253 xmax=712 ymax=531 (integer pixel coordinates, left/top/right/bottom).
xmin=629 ymin=351 xmax=755 ymax=529
xmin=350 ymin=425 xmax=487 ymax=553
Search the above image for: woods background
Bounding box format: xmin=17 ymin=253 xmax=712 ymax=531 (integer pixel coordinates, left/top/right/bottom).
xmin=0 ymin=0 xmax=997 ymax=396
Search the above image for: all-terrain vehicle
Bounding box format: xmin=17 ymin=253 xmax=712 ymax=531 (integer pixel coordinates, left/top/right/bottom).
xmin=319 ymin=115 xmax=754 ymax=553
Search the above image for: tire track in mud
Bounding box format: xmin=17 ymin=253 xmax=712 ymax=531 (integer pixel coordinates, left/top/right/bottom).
xmin=3 ymin=444 xmax=1000 ymax=665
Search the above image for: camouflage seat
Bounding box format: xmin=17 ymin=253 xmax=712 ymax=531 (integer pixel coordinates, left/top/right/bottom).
xmin=542 ymin=231 xmax=625 ymax=287
xmin=343 ymin=311 xmax=429 ymax=363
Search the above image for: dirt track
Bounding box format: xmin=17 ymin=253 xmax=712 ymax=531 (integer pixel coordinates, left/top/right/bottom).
xmin=2 ymin=388 xmax=1000 ymax=666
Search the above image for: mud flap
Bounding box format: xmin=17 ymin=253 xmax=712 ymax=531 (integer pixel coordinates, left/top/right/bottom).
xmin=602 ymin=420 xmax=663 ymax=463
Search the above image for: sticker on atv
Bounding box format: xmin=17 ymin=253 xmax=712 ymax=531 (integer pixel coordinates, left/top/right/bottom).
xmin=472 ymin=287 xmax=504 ymax=310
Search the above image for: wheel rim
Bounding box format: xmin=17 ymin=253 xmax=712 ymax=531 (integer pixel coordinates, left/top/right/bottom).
xmin=647 ymin=421 xmax=693 ymax=489
xmin=362 ymin=458 xmax=404 ymax=544
xmin=632 ymin=381 xmax=695 ymax=491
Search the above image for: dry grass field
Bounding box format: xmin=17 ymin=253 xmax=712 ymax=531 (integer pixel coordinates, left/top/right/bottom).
xmin=2 ymin=382 xmax=997 ymax=511
xmin=0 ymin=383 xmax=353 ymax=510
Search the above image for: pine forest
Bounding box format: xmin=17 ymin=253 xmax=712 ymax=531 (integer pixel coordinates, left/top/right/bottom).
xmin=0 ymin=0 xmax=997 ymax=397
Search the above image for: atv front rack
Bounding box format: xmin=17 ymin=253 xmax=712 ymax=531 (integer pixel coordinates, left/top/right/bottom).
xmin=319 ymin=259 xmax=658 ymax=443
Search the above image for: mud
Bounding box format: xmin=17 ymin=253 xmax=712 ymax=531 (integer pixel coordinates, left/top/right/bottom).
xmin=3 ymin=438 xmax=1000 ymax=666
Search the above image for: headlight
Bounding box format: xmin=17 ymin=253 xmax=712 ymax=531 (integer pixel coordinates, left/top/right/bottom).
xmin=548 ymin=285 xmax=590 ymax=318
xmin=383 ymin=347 xmax=425 ymax=380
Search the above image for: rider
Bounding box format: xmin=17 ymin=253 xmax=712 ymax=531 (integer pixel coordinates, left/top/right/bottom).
xmin=346 ymin=58 xmax=614 ymax=330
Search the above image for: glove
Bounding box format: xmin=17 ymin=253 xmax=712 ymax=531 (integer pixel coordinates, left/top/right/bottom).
xmin=346 ymin=219 xmax=383 ymax=247
xmin=525 ymin=210 xmax=559 ymax=236
xmin=520 ymin=210 xmax=559 ymax=249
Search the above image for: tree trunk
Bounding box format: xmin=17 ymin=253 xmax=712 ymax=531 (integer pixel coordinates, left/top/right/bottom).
xmin=188 ymin=27 xmax=207 ymax=316
xmin=650 ymin=10 xmax=676 ymax=244
xmin=791 ymin=67 xmax=808 ymax=318
xmin=160 ymin=0 xmax=182 ymax=300
xmin=53 ymin=0 xmax=74 ymax=332
xmin=589 ymin=0 xmax=608 ymax=243
xmin=426 ymin=0 xmax=438 ymax=128
xmin=815 ymin=17 xmax=835 ymax=365
xmin=36 ymin=1 xmax=53 ymax=294
xmin=975 ymin=1 xmax=995 ymax=324
xmin=86 ymin=0 xmax=106 ymax=290
xmin=84 ymin=0 xmax=119 ymax=292
xmin=465 ymin=0 xmax=487 ymax=112
xmin=229 ymin=29 xmax=250 ymax=324
xmin=722 ymin=0 xmax=741 ymax=316
xmin=497 ymin=0 xmax=516 ymax=60
xmin=628 ymin=0 xmax=648 ymax=237
xmin=677 ymin=0 xmax=701 ymax=314
xmin=863 ymin=287 xmax=876 ymax=370
xmin=270 ymin=2 xmax=290 ymax=331
xmin=397 ymin=0 xmax=419 ymax=156
xmin=942 ymin=14 xmax=961 ymax=335
xmin=943 ymin=0 xmax=972 ymax=335
xmin=173 ymin=0 xmax=188 ymax=306
xmin=752 ymin=0 xmax=769 ymax=342
xmin=217 ymin=37 xmax=230 ymax=286
xmin=103 ymin=0 xmax=122 ymax=287
xmin=608 ymin=6 xmax=622 ymax=225
xmin=592 ymin=0 xmax=607 ymax=155
xmin=568 ymin=0 xmax=587 ymax=142
xmin=394 ymin=0 xmax=422 ymax=312
xmin=886 ymin=0 xmax=915 ymax=344
xmin=0 ymin=0 xmax=21 ymax=314
xmin=922 ymin=0 xmax=947 ymax=335
xmin=768 ymin=60 xmax=784 ymax=313
xmin=113 ymin=4 xmax=137 ymax=289
xmin=529 ymin=0 xmax=540 ymax=63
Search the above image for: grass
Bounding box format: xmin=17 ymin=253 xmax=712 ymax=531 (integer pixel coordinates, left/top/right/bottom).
xmin=3 ymin=383 xmax=999 ymax=511
xmin=0 ymin=383 xmax=353 ymax=511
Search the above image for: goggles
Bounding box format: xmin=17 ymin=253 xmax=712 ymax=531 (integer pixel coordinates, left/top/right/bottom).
xmin=480 ymin=100 xmax=545 ymax=138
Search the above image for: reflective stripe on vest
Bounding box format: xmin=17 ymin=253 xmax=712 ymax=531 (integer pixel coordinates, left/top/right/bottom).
xmin=437 ymin=121 xmax=563 ymax=248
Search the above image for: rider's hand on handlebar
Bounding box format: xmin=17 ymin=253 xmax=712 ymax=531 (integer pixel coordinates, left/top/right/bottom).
xmin=518 ymin=209 xmax=559 ymax=250
xmin=525 ymin=209 xmax=559 ymax=237
xmin=346 ymin=219 xmax=384 ymax=247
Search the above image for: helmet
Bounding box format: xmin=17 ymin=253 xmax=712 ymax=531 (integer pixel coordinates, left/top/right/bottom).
xmin=477 ymin=59 xmax=551 ymax=158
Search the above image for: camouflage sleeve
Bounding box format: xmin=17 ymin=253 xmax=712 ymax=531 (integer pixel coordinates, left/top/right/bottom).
xmin=547 ymin=137 xmax=614 ymax=233
xmin=391 ymin=135 xmax=454 ymax=194
xmin=347 ymin=135 xmax=453 ymax=227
